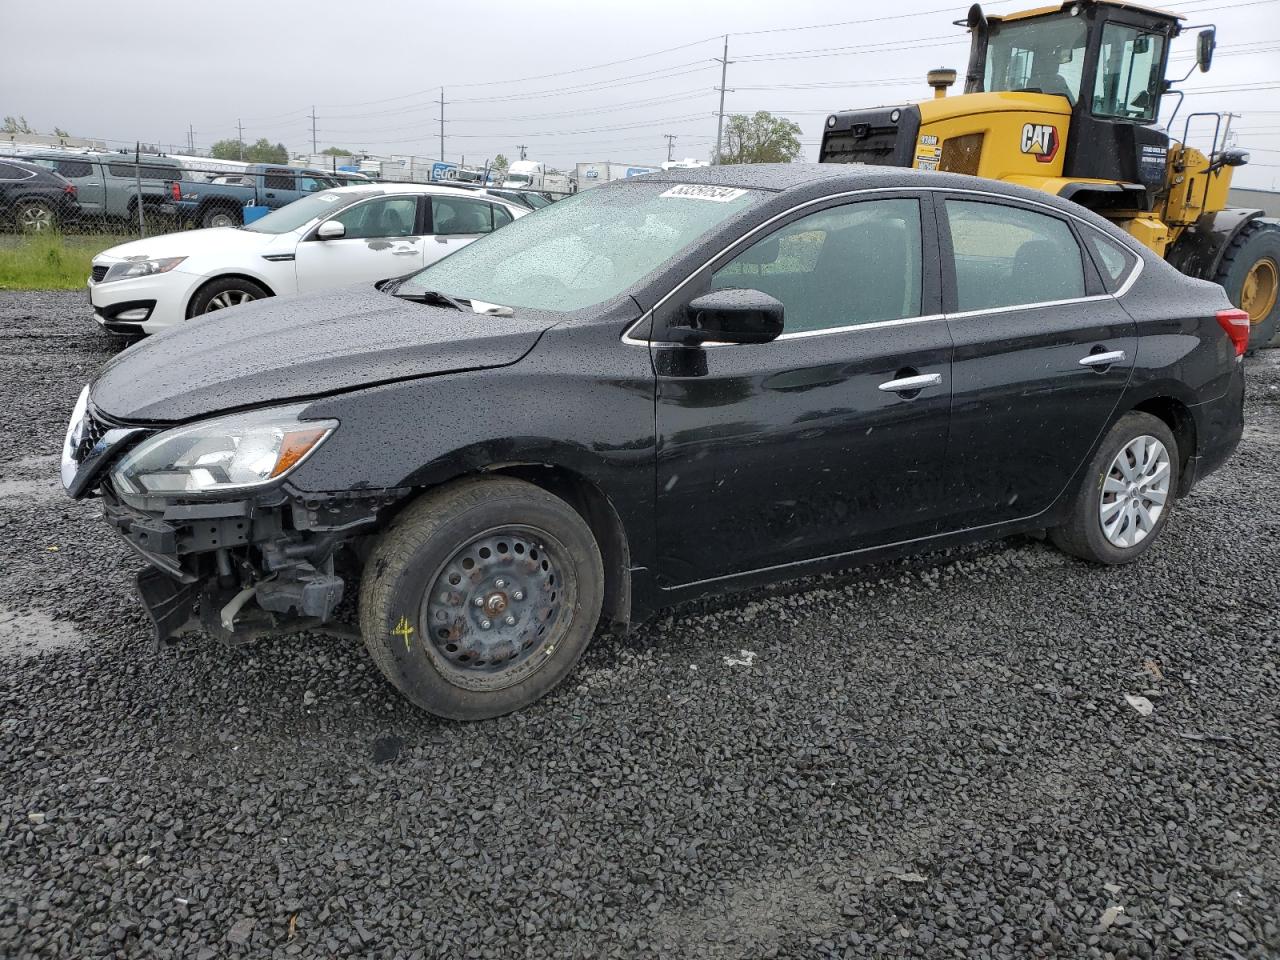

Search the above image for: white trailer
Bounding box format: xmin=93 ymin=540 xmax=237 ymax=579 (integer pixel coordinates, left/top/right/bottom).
xmin=573 ymin=161 xmax=660 ymax=190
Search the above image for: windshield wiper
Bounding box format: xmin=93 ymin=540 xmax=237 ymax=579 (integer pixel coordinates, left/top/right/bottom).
xmin=393 ymin=289 xmax=468 ymax=311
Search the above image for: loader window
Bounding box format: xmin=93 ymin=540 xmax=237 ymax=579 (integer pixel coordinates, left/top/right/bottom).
xmin=984 ymin=15 xmax=1088 ymax=105
xmin=1093 ymin=24 xmax=1165 ymax=122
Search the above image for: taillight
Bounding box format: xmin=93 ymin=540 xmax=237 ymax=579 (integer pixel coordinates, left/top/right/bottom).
xmin=171 ymin=181 xmax=181 ymax=201
xmin=1216 ymin=308 xmax=1250 ymax=357
xmin=64 ymin=183 xmax=76 ymax=196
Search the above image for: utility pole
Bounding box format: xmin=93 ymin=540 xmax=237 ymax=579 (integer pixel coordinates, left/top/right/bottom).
xmin=187 ymin=124 xmax=195 ymax=153
xmin=664 ymin=134 xmax=677 ymax=162
xmin=237 ymin=119 xmax=244 ymax=161
xmin=439 ymin=88 xmax=446 ymax=162
xmin=310 ymin=105 xmax=317 ymax=155
xmin=1221 ymin=111 xmax=1239 ymax=149
xmin=517 ymin=144 xmax=528 ymax=160
xmin=713 ymin=35 xmax=732 ymax=164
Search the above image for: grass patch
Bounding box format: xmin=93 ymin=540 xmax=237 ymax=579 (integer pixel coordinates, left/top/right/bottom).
xmin=0 ymin=234 xmax=133 ymax=291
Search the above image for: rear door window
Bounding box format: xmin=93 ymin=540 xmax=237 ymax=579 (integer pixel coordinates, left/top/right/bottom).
xmin=944 ymin=199 xmax=1086 ymax=311
xmin=431 ymin=196 xmax=498 ymax=235
xmin=264 ymin=168 xmax=295 ymax=190
xmin=56 ymin=159 xmax=93 ymax=178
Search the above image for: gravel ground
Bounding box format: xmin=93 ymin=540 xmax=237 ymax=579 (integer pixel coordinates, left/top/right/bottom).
xmin=1 ymin=290 xmax=1277 ymax=959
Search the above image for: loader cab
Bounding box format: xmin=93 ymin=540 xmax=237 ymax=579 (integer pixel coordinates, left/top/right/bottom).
xmin=967 ymin=1 xmax=1186 ymax=205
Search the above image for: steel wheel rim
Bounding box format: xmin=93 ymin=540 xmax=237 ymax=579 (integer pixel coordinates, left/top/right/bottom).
xmin=420 ymin=524 xmax=574 ymax=692
xmin=20 ymin=204 xmax=52 ymax=231
xmin=1241 ymin=256 xmax=1278 ymax=325
xmin=210 ymin=213 xmax=233 ymax=228
xmin=205 ymin=290 xmax=255 ymax=312
xmin=1099 ymin=435 xmax=1171 ymax=548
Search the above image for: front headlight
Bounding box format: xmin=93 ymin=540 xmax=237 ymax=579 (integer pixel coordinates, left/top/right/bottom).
xmin=101 ymin=257 xmax=187 ymax=283
xmin=111 ymin=405 xmax=337 ymax=497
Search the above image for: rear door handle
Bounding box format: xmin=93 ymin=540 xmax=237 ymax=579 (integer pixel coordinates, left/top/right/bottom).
xmin=878 ymin=373 xmax=943 ymax=393
xmin=1079 ymin=349 xmax=1126 ymax=367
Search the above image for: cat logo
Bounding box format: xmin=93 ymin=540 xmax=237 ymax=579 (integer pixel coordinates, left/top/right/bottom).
xmin=1020 ymin=123 xmax=1060 ymax=163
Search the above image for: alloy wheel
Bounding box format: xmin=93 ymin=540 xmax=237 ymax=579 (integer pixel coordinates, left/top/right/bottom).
xmin=1099 ymin=434 xmax=1171 ymax=548
xmin=421 ymin=525 xmax=572 ymax=691
xmin=19 ymin=204 xmax=54 ymax=232
xmin=204 ymin=290 xmax=256 ymax=311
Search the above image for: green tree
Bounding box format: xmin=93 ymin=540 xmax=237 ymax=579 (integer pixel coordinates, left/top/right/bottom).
xmin=2 ymin=116 xmax=34 ymax=135
xmin=53 ymin=127 xmax=71 ymax=138
xmin=209 ymin=137 xmax=289 ymax=163
xmin=210 ymin=138 xmax=245 ymax=160
xmin=321 ymin=146 xmax=353 ymax=156
xmin=715 ymin=111 xmax=803 ymax=164
xmin=490 ymin=153 xmax=509 ymax=178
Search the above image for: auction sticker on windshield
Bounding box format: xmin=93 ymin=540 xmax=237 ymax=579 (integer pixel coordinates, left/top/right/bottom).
xmin=660 ymin=184 xmax=748 ymax=202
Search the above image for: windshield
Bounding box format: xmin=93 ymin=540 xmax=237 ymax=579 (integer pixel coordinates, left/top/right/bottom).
xmin=984 ymin=14 xmax=1088 ymax=104
xmin=242 ymin=190 xmax=378 ymax=234
xmin=505 ymin=173 xmax=533 ymax=185
xmin=397 ymin=181 xmax=763 ymax=312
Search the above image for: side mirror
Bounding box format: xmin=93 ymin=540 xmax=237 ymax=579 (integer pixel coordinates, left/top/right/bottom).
xmin=316 ymin=220 xmax=345 ymax=240
xmin=664 ymin=288 xmax=784 ymax=345
xmin=1196 ymin=28 xmax=1216 ymax=72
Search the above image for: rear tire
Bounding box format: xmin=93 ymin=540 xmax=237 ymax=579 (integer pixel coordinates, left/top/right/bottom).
xmin=1214 ymin=220 xmax=1280 ymax=351
xmin=201 ymin=206 xmax=240 ymax=229
xmin=188 ymin=276 xmax=270 ymax=317
xmin=359 ymin=477 xmax=604 ymax=720
xmin=1051 ymin=412 xmax=1179 ymax=564
xmin=16 ymin=199 xmax=57 ymax=233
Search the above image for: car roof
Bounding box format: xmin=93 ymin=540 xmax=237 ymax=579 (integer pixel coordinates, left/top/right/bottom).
xmin=630 ymin=162 xmax=1121 ymax=220
xmin=324 ymin=182 xmax=520 ymax=200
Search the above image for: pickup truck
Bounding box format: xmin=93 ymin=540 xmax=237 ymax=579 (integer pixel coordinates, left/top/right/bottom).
xmin=2 ymin=149 xmax=182 ymax=227
xmin=175 ymin=165 xmax=342 ymax=228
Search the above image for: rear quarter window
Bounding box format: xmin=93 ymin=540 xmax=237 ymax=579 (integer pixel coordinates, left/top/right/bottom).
xmin=1083 ymin=231 xmax=1139 ymax=293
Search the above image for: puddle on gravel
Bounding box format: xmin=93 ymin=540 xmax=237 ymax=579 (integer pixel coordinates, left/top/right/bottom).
xmin=0 ymin=478 xmax=61 ymax=502
xmin=0 ymin=608 xmax=82 ymax=661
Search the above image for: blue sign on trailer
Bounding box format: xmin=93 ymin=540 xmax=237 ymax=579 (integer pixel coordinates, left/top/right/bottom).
xmin=431 ymin=162 xmax=459 ymax=182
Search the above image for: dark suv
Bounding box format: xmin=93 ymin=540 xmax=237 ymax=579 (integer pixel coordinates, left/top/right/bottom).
xmin=0 ymin=157 xmax=79 ymax=231
xmin=62 ymin=165 xmax=1244 ymax=719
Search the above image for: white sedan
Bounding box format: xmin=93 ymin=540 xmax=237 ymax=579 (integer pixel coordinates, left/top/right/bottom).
xmin=87 ymin=183 xmax=528 ymax=335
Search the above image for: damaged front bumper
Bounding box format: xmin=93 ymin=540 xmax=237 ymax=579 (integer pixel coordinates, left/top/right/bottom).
xmin=102 ymin=484 xmax=408 ymax=649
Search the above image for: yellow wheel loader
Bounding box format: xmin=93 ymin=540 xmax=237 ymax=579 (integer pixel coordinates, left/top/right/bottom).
xmin=819 ymin=0 xmax=1280 ymax=348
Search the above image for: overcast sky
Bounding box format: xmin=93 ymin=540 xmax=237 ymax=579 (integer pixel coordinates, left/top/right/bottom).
xmin=3 ymin=0 xmax=1277 ymax=188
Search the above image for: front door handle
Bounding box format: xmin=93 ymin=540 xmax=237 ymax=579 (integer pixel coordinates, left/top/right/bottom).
xmin=1079 ymin=349 xmax=1126 ymax=367
xmin=878 ymin=373 xmax=943 ymax=393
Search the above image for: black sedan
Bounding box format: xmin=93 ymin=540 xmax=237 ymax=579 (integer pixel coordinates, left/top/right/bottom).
xmin=0 ymin=157 xmax=79 ymax=231
xmin=61 ymin=165 xmax=1245 ymax=719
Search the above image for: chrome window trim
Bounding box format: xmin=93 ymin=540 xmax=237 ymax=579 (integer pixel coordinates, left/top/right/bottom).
xmin=622 ymin=184 xmax=1147 ymax=347
xmin=946 ymin=294 xmax=1112 ymax=321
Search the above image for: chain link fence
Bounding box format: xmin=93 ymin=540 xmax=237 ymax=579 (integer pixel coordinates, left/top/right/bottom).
xmin=1 ymin=144 xmax=571 ymax=240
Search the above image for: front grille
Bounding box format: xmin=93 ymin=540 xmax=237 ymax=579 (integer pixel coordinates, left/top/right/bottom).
xmin=73 ymin=411 xmax=110 ymax=464
xmin=91 ymin=265 xmax=108 ymax=283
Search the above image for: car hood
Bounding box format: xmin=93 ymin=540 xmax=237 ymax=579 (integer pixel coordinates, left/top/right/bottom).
xmin=90 ymin=285 xmax=557 ymax=423
xmin=94 ymin=226 xmax=278 ymax=262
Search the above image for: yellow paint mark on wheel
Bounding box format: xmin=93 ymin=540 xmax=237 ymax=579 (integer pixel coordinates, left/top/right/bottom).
xmin=392 ymin=616 xmax=414 ymax=651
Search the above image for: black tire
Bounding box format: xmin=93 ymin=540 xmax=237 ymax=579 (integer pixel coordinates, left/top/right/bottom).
xmin=187 ymin=276 xmax=270 ymax=317
xmin=359 ymin=477 xmax=604 ymax=720
xmin=1214 ymin=220 xmax=1280 ymax=351
xmin=16 ymin=198 xmax=57 ymax=233
xmin=1051 ymin=412 xmax=1179 ymax=565
xmin=201 ymin=206 xmax=241 ymax=229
